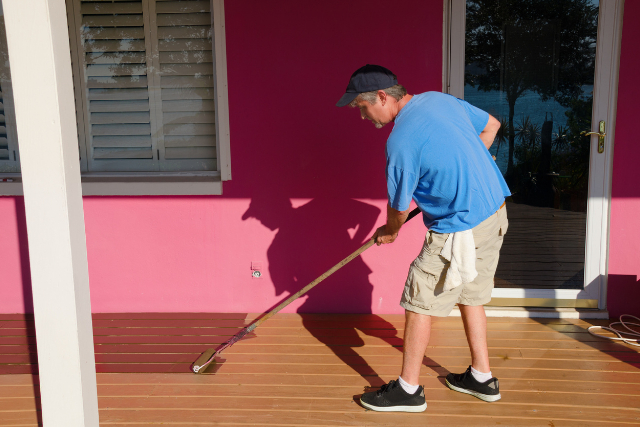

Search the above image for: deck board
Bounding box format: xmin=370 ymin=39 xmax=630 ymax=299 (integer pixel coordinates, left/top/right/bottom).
xmin=1 ymin=313 xmax=639 ymax=426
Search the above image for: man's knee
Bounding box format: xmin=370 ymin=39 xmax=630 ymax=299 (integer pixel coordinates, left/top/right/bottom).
xmin=404 ymin=309 xmax=432 ymax=328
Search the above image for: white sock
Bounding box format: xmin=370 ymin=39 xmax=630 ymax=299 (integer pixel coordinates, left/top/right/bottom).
xmin=470 ymin=366 xmax=493 ymax=383
xmin=398 ymin=375 xmax=419 ymax=394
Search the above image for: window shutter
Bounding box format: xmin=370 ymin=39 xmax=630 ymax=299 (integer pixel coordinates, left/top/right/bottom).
xmin=154 ymin=0 xmax=217 ymax=171
xmin=71 ymin=0 xmax=218 ymax=173
xmin=0 ymin=4 xmax=19 ymax=173
xmin=74 ymin=0 xmax=158 ymax=171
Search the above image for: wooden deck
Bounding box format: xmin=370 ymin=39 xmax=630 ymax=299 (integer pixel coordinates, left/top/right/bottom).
xmin=1 ymin=313 xmax=639 ymax=426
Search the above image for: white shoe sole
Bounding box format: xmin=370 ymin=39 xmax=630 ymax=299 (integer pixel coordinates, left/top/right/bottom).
xmin=360 ymin=399 xmax=427 ymax=412
xmin=445 ymin=379 xmax=501 ymax=402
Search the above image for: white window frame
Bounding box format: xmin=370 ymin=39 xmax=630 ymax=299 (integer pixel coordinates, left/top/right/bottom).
xmin=0 ymin=0 xmax=230 ymax=196
xmin=443 ymin=0 xmax=624 ymax=310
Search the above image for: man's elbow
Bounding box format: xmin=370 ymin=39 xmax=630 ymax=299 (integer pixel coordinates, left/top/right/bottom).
xmin=479 ymin=115 xmax=501 ymax=149
xmin=487 ymin=115 xmax=501 ymax=133
xmin=388 ymin=204 xmax=410 ymax=216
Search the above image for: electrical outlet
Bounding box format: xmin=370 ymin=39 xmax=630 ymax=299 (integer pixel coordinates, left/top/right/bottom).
xmin=251 ymin=262 xmax=263 ymax=279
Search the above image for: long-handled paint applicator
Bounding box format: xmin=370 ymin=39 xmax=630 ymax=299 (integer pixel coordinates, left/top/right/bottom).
xmin=192 ymin=207 xmax=421 ymax=374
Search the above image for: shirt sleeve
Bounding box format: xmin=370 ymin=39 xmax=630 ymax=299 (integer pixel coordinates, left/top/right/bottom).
xmin=386 ymin=165 xmax=418 ymax=212
xmin=456 ymin=98 xmax=489 ymax=135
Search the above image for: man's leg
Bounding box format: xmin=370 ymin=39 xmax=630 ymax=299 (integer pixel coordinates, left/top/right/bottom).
xmin=359 ymin=308 xmax=429 ymax=412
xmin=400 ymin=309 xmax=431 ymax=385
xmin=458 ymin=303 xmax=490 ymax=373
xmin=444 ymin=303 xmax=501 ymax=401
xmin=359 ymin=231 xmax=450 ymax=412
xmin=456 ymin=206 xmax=507 ymax=375
xmin=446 ymin=303 xmax=500 ymax=402
xmin=445 ymin=207 xmax=507 ymax=402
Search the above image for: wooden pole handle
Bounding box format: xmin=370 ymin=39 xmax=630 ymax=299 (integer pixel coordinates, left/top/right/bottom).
xmin=193 ymin=206 xmax=422 ymax=373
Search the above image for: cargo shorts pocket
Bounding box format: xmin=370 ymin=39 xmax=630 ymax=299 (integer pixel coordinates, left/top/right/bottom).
xmin=412 ymin=231 xmax=449 ymax=276
xmin=421 ymin=230 xmax=449 ymax=257
xmin=402 ymin=266 xmax=441 ymax=311
xmin=402 ymin=231 xmax=450 ymax=311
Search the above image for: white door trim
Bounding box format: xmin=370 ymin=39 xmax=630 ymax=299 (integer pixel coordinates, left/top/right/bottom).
xmin=443 ymin=0 xmax=466 ymax=98
xmin=584 ymin=0 xmax=624 ymax=309
xmin=443 ymin=0 xmax=624 ymax=308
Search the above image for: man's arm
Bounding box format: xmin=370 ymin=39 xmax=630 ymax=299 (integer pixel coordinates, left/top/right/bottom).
xmin=479 ymin=114 xmax=501 ymax=149
xmin=372 ymin=204 xmax=410 ymax=246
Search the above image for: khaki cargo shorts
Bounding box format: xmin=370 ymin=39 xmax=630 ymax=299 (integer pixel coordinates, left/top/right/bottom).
xmin=400 ymin=204 xmax=508 ymax=317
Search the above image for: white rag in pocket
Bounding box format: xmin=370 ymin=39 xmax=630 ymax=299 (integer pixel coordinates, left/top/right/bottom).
xmin=440 ymin=230 xmax=478 ymax=291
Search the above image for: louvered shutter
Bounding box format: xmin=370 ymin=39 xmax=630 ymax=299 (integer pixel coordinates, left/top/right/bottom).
xmin=70 ymin=0 xmax=217 ymax=173
xmin=154 ymin=0 xmax=216 ymax=171
xmin=74 ymin=0 xmax=157 ymax=172
xmin=0 ymin=4 xmax=19 ymax=173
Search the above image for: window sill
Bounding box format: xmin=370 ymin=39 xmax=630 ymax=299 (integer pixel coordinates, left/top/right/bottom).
xmin=0 ymin=173 xmax=223 ymax=196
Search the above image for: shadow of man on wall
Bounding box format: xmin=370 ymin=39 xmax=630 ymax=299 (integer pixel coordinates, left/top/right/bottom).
xmin=243 ymin=194 xmax=403 ymax=387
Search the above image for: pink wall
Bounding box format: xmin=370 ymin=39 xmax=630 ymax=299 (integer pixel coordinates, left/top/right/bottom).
xmin=607 ymin=0 xmax=640 ymax=317
xmin=2 ymin=1 xmax=638 ymax=317
xmin=0 ymin=0 xmax=442 ymax=314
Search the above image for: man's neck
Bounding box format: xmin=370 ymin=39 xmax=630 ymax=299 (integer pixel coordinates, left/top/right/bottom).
xmin=393 ymin=94 xmax=413 ymax=120
xmin=397 ymin=94 xmax=413 ymax=110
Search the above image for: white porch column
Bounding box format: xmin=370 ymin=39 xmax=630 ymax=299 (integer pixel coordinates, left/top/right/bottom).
xmin=2 ymin=1 xmax=99 ymax=426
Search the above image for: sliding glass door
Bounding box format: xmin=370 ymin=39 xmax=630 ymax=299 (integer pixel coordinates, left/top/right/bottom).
xmin=447 ymin=0 xmax=623 ymax=309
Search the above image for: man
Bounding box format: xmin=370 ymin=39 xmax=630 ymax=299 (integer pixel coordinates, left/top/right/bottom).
xmin=337 ymin=64 xmax=510 ymax=412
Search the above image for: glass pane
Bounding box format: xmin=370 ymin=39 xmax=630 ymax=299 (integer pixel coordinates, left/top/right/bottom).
xmin=464 ymin=0 xmax=599 ymax=290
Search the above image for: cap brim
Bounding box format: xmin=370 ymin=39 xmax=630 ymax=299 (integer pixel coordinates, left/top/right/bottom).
xmin=336 ymin=91 xmax=359 ymax=107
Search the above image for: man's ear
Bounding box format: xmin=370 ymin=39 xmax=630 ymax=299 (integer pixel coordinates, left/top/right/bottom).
xmin=377 ymin=90 xmax=387 ymax=106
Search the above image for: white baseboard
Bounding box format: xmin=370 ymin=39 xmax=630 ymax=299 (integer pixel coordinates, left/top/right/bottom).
xmin=449 ymin=306 xmax=609 ymax=319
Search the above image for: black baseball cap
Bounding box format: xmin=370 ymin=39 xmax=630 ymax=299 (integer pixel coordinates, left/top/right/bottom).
xmin=336 ymin=64 xmax=398 ymax=107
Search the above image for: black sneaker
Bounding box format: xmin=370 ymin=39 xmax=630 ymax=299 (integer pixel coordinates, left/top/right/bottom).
xmin=445 ymin=366 xmax=501 ymax=402
xmin=360 ymin=379 xmax=427 ymax=412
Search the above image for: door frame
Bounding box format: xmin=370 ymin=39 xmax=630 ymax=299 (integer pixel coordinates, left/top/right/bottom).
xmin=443 ymin=0 xmax=625 ymax=310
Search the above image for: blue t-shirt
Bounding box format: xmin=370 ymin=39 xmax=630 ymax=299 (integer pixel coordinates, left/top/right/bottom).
xmin=386 ymin=92 xmax=511 ymax=233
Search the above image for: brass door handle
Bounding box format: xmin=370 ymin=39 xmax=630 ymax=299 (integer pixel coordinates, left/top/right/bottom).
xmin=580 ymin=131 xmax=606 ymax=137
xmin=581 ymin=121 xmax=606 ymax=154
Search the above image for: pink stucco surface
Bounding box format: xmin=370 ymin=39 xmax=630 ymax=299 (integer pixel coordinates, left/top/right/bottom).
xmin=607 ymin=0 xmax=640 ymax=317
xmin=2 ymin=1 xmax=637 ymax=316
xmin=0 ymin=0 xmax=442 ymax=314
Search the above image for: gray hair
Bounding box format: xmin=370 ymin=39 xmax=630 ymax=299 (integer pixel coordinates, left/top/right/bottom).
xmin=349 ymin=84 xmax=408 ymax=107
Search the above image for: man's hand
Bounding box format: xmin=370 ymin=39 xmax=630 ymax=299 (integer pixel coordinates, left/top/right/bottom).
xmin=372 ymin=205 xmax=410 ymax=246
xmin=373 ymin=225 xmax=398 ymax=246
